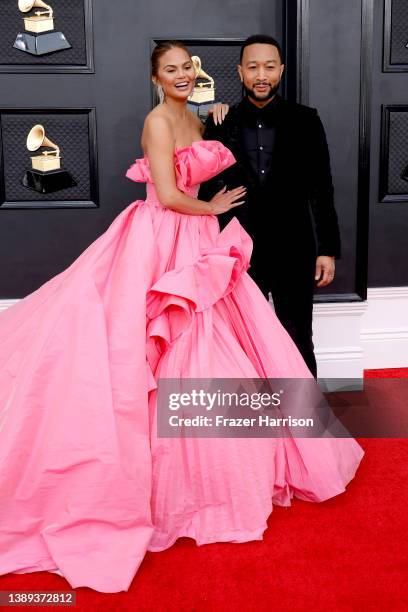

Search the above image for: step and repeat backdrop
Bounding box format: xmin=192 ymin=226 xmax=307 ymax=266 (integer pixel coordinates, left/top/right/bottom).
xmin=0 ymin=0 xmax=284 ymax=298
xmin=1 ymin=0 xmax=405 ymax=296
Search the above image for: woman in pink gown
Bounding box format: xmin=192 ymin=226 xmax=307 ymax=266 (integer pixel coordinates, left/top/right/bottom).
xmin=0 ymin=41 xmax=364 ymax=593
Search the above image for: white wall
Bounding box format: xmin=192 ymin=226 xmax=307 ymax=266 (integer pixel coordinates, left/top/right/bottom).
xmin=313 ymin=287 xmax=408 ymax=377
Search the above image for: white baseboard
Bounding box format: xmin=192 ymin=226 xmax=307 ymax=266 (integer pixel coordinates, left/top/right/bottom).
xmin=312 ymin=302 xmax=367 ymax=379
xmin=1 ymin=287 xmax=407 ymax=380
xmin=312 ymin=286 xmax=408 ymax=377
xmin=361 ymin=287 xmax=408 ymax=369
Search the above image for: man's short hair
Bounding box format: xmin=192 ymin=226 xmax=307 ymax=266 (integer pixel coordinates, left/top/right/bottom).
xmin=239 ymin=35 xmax=283 ymax=64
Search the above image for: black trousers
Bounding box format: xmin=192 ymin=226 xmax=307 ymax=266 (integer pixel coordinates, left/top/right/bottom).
xmin=248 ymin=242 xmax=317 ymax=378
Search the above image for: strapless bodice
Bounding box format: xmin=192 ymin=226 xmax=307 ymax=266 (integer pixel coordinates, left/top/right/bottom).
xmin=125 ymin=140 xmax=236 ymax=201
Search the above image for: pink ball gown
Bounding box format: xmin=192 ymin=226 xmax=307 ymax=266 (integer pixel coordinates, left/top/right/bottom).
xmin=0 ymin=140 xmax=364 ymax=593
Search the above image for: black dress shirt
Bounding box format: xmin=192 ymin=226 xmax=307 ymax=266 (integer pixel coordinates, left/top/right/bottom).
xmin=241 ymin=95 xmax=279 ymax=185
xmin=200 ymin=93 xmax=341 ymax=259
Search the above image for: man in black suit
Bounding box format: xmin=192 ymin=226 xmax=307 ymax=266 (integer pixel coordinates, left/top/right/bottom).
xmin=199 ymin=35 xmax=341 ymax=378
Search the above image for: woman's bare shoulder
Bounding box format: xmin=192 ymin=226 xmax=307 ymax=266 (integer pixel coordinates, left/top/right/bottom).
xmin=143 ymin=106 xmax=173 ymax=131
xmin=141 ymin=108 xmax=174 ymax=151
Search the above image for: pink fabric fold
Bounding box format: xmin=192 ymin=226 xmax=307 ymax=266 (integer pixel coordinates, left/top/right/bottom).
xmin=125 ymin=140 xmax=236 ymax=191
xmin=146 ymin=217 xmax=252 ymax=374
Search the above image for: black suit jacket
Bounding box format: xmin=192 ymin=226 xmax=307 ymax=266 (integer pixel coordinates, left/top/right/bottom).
xmin=198 ymin=95 xmax=341 ymax=261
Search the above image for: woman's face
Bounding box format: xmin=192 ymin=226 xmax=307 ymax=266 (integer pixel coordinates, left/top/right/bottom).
xmin=154 ymin=47 xmax=196 ymax=101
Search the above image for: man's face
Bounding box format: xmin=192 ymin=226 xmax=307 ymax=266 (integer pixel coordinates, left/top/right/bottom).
xmin=238 ymin=43 xmax=285 ymax=104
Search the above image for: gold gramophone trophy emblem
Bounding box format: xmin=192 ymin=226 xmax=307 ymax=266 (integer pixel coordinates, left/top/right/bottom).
xmin=187 ymin=56 xmax=216 ymax=120
xmin=14 ymin=0 xmax=71 ymax=56
xmin=22 ymin=124 xmax=77 ymax=194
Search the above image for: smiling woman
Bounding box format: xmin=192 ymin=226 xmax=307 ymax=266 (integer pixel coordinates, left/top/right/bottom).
xmin=151 ymin=40 xmax=196 ymax=104
xmin=139 ymin=41 xmax=247 ymax=213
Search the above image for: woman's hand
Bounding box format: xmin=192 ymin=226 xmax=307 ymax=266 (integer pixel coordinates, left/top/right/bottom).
xmin=208 ymin=103 xmax=230 ymax=126
xmin=209 ymin=185 xmax=246 ymax=214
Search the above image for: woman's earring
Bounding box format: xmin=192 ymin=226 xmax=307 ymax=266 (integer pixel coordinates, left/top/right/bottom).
xmin=157 ymin=84 xmax=164 ymax=104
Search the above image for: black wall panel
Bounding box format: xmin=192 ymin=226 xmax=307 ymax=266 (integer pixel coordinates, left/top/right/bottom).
xmin=0 ymin=0 xmax=93 ymax=72
xmin=380 ymin=105 xmax=408 ymax=202
xmin=368 ymin=0 xmax=408 ymax=285
xmin=0 ymin=0 xmax=283 ymax=298
xmin=383 ymin=0 xmax=408 ymax=71
xmin=0 ymin=108 xmax=97 ymax=207
xmin=1 ymin=0 xmax=405 ymax=300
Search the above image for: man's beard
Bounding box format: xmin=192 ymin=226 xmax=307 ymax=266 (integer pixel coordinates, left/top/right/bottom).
xmin=244 ymin=82 xmax=280 ymax=102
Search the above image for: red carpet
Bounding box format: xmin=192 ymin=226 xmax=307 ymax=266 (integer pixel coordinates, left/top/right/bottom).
xmin=1 ymin=369 xmax=407 ymax=611
xmin=365 ymin=367 xmax=408 ymax=378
